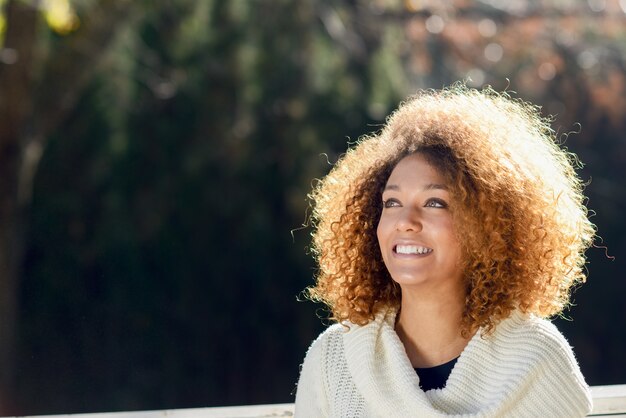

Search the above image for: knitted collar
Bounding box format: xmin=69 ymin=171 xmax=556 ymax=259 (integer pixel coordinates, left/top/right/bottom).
xmin=341 ymin=307 xmax=529 ymax=417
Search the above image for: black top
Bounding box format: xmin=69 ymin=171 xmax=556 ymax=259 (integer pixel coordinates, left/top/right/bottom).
xmin=414 ymin=357 xmax=458 ymax=391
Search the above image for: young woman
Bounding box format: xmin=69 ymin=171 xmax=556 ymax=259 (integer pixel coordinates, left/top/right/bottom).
xmin=295 ymin=85 xmax=594 ymax=417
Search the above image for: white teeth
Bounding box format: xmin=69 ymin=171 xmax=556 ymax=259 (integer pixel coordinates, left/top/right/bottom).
xmin=395 ymin=245 xmax=433 ymax=255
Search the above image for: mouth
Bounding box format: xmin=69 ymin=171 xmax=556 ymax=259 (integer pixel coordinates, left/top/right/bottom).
xmin=393 ymin=244 xmax=433 ymax=255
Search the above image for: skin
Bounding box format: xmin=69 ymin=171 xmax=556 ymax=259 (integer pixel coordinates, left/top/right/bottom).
xmin=377 ymin=153 xmax=470 ymax=368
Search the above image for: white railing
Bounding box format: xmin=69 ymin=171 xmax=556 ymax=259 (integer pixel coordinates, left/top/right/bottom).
xmin=13 ymin=384 xmax=626 ymax=418
xmin=14 ymin=403 xmax=294 ymax=418
xmin=590 ymin=384 xmax=626 ymax=417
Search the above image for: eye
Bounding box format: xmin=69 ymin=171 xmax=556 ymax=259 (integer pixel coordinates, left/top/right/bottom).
xmin=425 ymin=198 xmax=447 ymax=208
xmin=382 ymin=198 xmax=401 ymax=208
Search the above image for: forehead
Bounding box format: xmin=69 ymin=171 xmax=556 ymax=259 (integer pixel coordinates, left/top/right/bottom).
xmin=385 ymin=153 xmax=448 ymax=187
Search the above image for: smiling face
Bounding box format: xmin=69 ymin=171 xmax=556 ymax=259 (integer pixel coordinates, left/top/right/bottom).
xmin=377 ymin=153 xmax=464 ymax=291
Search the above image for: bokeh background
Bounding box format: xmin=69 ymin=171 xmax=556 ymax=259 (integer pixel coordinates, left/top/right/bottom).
xmin=0 ymin=0 xmax=624 ymax=415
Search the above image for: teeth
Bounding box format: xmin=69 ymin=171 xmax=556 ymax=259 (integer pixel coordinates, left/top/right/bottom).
xmin=395 ymin=245 xmax=433 ymax=255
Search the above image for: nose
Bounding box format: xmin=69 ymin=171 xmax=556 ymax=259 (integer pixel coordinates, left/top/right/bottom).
xmin=396 ymin=207 xmax=423 ymax=232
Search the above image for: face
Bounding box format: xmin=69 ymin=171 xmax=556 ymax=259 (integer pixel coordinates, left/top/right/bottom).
xmin=377 ymin=153 xmax=464 ymax=291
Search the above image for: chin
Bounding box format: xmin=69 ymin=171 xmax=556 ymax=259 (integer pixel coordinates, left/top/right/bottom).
xmin=390 ymin=274 xmax=431 ymax=287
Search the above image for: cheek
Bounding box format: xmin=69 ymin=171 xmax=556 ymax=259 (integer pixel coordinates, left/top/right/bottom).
xmin=376 ymin=213 xmax=392 ymax=240
xmin=376 ymin=222 xmax=391 ymax=268
xmin=376 ymin=222 xmax=383 ymax=247
xmin=442 ymin=223 xmax=463 ymax=259
xmin=434 ymin=218 xmax=459 ymax=246
xmin=376 ymin=218 xmax=389 ymax=251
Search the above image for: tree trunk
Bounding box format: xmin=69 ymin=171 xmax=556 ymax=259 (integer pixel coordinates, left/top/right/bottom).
xmin=0 ymin=0 xmax=38 ymax=411
xmin=0 ymin=0 xmax=135 ymax=410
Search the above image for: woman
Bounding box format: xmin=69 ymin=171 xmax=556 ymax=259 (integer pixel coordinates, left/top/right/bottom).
xmin=295 ymin=85 xmax=595 ymax=417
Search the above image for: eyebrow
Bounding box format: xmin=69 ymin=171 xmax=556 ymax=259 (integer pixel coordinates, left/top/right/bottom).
xmin=383 ymin=183 xmax=449 ymax=191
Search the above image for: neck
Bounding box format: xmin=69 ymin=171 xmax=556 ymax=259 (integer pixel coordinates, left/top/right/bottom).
xmin=395 ymin=284 xmax=471 ymax=368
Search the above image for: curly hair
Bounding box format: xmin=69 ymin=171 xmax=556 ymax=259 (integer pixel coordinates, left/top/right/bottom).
xmin=306 ymin=84 xmax=595 ymax=336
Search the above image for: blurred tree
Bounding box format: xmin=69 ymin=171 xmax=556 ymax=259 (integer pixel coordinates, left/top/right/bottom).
xmin=0 ymin=1 xmax=38 ymax=407
xmin=0 ymin=0 xmax=136 ymax=410
xmin=13 ymin=0 xmax=410 ymax=413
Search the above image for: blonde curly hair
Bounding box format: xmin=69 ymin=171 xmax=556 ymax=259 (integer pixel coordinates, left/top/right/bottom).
xmin=306 ymin=84 xmax=595 ymax=336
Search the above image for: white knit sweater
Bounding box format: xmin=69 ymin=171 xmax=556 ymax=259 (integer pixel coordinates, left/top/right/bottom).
xmin=294 ymin=308 xmax=591 ymax=417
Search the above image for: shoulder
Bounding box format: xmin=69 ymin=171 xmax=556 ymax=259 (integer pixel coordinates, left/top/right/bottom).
xmin=469 ymin=310 xmax=585 ymax=377
xmin=302 ymin=323 xmax=347 ymax=363
xmin=295 ymin=323 xmax=348 ymax=414
xmin=492 ymin=311 xmax=580 ymax=363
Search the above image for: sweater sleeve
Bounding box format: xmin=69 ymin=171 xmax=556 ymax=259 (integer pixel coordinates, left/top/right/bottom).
xmin=294 ymin=334 xmax=329 ymax=418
